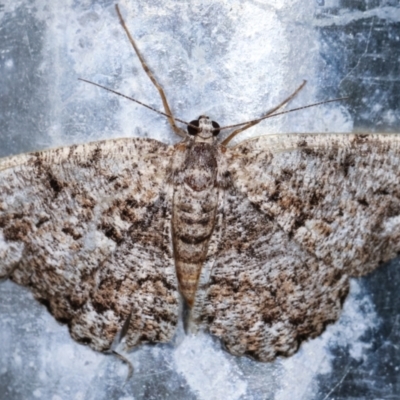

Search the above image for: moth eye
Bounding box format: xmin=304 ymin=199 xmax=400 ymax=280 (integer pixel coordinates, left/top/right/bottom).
xmin=212 ymin=121 xmax=220 ymax=136
xmin=188 ymin=120 xmax=199 ymax=136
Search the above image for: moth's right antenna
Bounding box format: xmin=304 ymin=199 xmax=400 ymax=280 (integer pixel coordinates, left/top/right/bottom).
xmin=221 ymin=81 xmax=307 ymax=146
xmin=115 ymin=4 xmax=186 ymax=138
xmin=221 ymin=95 xmax=348 ymax=145
xmin=221 ymin=81 xmax=348 ymax=145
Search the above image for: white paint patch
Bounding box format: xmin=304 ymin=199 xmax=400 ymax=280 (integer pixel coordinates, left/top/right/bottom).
xmin=314 ymin=6 xmax=400 ymax=26
xmin=275 ymin=280 xmax=379 ymax=400
xmin=174 ymin=333 xmax=247 ymax=400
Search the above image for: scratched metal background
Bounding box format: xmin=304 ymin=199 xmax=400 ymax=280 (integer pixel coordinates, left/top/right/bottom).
xmin=0 ymin=1 xmax=399 ymax=399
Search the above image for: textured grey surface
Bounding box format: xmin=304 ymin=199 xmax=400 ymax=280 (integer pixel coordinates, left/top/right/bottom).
xmin=0 ymin=0 xmax=399 ymax=399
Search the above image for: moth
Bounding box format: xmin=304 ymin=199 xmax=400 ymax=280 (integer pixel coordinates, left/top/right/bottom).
xmin=1 ymin=5 xmax=399 ymax=365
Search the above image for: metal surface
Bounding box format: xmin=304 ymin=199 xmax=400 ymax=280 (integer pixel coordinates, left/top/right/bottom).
xmin=0 ymin=1 xmax=399 ymax=399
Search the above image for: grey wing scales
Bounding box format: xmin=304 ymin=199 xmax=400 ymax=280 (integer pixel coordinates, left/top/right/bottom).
xmin=0 ymin=138 xmax=179 ymax=352
xmin=228 ymin=133 xmax=400 ymax=277
xmin=193 ymin=187 xmax=348 ymax=361
xmin=194 ymin=133 xmax=400 ymax=361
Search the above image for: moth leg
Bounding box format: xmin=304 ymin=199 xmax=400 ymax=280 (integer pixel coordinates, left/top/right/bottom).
xmin=112 ymin=351 xmax=134 ymax=381
xmin=222 ymin=80 xmax=306 ymax=145
xmin=115 ymin=5 xmax=186 ymax=138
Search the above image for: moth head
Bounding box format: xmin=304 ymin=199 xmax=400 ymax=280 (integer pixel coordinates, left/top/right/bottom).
xmin=187 ymin=116 xmax=220 ymax=142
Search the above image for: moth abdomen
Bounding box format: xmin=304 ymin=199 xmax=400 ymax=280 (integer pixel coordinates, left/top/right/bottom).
xmin=174 ymin=210 xmax=215 ymax=242
xmin=172 ymin=142 xmax=220 ymax=306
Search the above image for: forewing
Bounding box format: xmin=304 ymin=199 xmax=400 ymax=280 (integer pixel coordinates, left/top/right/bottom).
xmin=227 ymin=133 xmax=400 ymax=277
xmin=195 ymin=187 xmax=349 ymax=361
xmin=0 ymin=138 xmax=179 ymax=351
xmin=195 ymin=133 xmax=400 ymax=361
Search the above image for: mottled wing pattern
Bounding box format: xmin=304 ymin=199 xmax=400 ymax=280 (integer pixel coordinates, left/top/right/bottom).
xmin=229 ymin=133 xmax=400 ymax=276
xmin=195 ymin=133 xmax=400 ymax=361
xmin=0 ymin=138 xmax=179 ymax=352
xmin=194 ymin=187 xmax=349 ymax=361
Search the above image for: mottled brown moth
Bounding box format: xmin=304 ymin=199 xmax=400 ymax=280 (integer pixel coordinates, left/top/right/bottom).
xmin=1 ymin=5 xmax=399 ymax=368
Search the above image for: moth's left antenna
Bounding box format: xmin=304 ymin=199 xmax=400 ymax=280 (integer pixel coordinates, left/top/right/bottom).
xmin=79 ymin=5 xmax=196 ymax=135
xmin=78 ymin=78 xmax=193 ymax=127
xmin=115 ymin=4 xmax=186 ymax=138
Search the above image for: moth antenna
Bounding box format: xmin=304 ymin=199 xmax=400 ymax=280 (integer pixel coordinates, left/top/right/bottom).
xmin=221 ymin=80 xmax=307 ymax=146
xmin=78 ymin=79 xmax=199 ymax=131
xmin=115 ymin=4 xmax=186 ymax=138
xmin=112 ymin=350 xmax=134 ymax=382
xmin=221 ymin=96 xmax=348 ymax=146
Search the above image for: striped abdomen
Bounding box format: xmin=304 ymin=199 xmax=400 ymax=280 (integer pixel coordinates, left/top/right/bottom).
xmin=172 ymin=142 xmax=219 ymax=306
